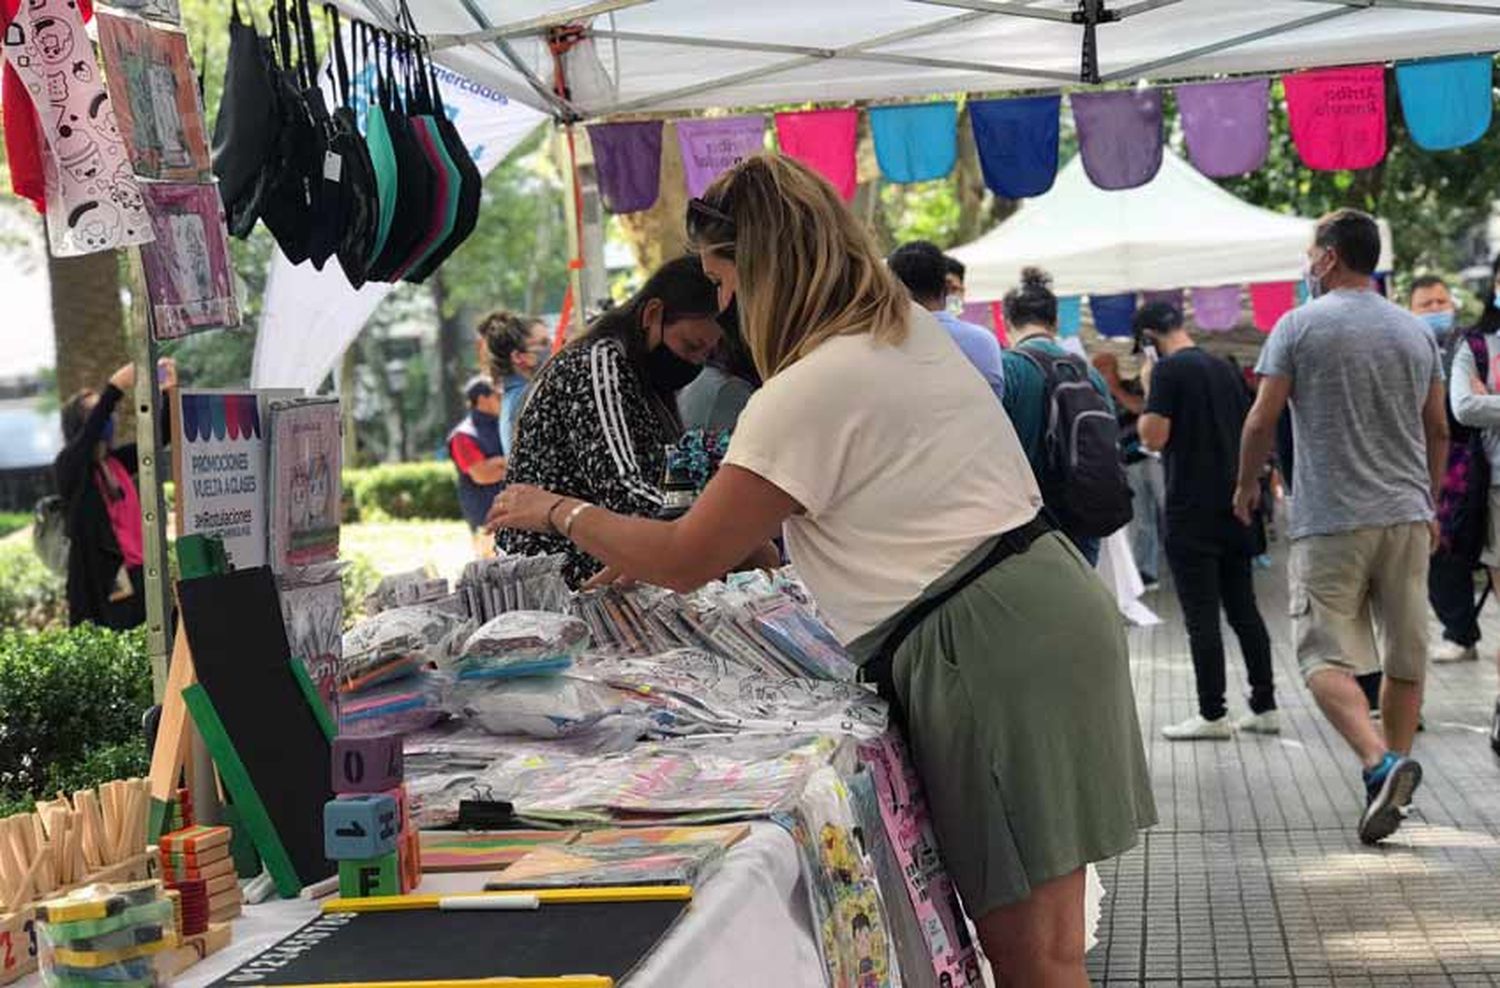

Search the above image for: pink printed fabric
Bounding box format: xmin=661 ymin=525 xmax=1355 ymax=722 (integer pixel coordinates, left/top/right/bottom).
xmin=1189 ymin=285 xmax=1243 ymax=332
xmin=775 ymin=108 xmax=859 ymax=201
xmin=1283 ymin=65 xmax=1387 ymax=171
xmin=676 ymin=116 xmax=765 ymax=198
xmin=1249 ymin=282 xmax=1298 ymax=332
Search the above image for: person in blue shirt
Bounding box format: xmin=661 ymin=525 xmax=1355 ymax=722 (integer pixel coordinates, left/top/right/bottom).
xmin=479 ymin=310 xmax=551 ymax=456
xmin=1000 ymin=266 xmax=1114 ymax=564
xmin=887 ymin=241 xmax=1005 ymax=404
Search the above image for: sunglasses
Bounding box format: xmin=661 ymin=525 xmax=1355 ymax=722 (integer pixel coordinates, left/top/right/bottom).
xmin=686 ymin=197 xmax=735 ymax=239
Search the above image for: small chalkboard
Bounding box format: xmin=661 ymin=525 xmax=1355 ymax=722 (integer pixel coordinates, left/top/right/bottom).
xmin=207 ymin=900 xmax=689 ymax=986
xmin=178 ymin=568 xmax=335 ymax=895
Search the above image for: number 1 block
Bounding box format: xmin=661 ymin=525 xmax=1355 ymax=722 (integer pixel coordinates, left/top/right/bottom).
xmin=324 ymin=795 xmax=398 ymax=860
xmin=331 ymin=734 xmax=403 ymax=794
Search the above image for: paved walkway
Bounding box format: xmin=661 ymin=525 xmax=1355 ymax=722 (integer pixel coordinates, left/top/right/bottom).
xmin=1086 ymin=542 xmax=1500 ymax=986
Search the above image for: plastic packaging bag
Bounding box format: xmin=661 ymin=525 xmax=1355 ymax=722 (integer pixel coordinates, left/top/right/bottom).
xmin=451 ymin=611 xmax=590 ymax=680
xmin=453 ymin=675 xmax=623 ymax=738
xmin=339 ymin=670 xmax=450 ymax=736
xmin=35 ymin=881 xmax=173 ymax=988
xmin=343 ymin=604 xmax=473 ymax=680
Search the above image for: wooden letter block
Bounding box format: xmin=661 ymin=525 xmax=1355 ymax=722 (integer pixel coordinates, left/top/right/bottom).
xmin=331 ymin=735 xmax=402 ymax=794
xmin=324 ymin=795 xmax=398 ymax=860
xmin=338 ymin=853 xmax=400 ymax=898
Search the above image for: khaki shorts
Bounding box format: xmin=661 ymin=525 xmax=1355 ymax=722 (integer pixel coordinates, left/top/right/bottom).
xmin=1480 ymin=489 xmax=1500 ymax=570
xmin=1289 ymin=522 xmax=1431 ymax=683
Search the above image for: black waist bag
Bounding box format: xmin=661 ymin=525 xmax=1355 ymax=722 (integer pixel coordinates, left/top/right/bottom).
xmin=213 ymin=0 xmax=281 ymax=237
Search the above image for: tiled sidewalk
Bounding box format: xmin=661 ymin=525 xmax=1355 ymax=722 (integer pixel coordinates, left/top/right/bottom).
xmin=1087 ymin=547 xmax=1500 ymax=986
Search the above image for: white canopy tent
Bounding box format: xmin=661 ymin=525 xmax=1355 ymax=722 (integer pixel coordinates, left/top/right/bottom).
xmin=336 ymin=0 xmax=1500 ymax=120
xmin=948 ymin=149 xmax=1395 ymax=300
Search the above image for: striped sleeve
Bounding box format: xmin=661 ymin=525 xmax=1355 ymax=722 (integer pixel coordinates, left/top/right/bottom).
xmin=588 ymin=341 xmax=666 ymax=509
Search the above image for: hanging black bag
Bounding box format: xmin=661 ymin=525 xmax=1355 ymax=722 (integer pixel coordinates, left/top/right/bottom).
xmin=212 ymin=0 xmax=281 ymax=238
xmin=324 ymin=6 xmax=380 ymax=288
xmin=258 ymin=0 xmax=323 ymax=264
xmin=402 ymin=26 xmax=482 ymax=283
xmin=365 ymin=30 xmax=437 ymax=283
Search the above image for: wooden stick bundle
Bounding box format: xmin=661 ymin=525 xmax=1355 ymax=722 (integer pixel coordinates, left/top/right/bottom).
xmin=0 ymin=779 xmax=151 ymax=914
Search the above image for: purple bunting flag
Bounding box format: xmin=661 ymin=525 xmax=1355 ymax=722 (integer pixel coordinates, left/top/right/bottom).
xmin=1071 ymin=89 xmax=1164 ymax=191
xmin=587 ymin=121 xmax=665 ymax=214
xmin=1175 ymin=79 xmax=1271 ymax=178
xmin=1189 ymin=285 xmax=1243 ymax=332
xmin=676 ymin=117 xmax=766 ymax=198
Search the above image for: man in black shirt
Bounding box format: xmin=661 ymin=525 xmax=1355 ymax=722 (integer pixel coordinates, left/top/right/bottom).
xmin=1137 ymin=302 xmax=1277 ymax=740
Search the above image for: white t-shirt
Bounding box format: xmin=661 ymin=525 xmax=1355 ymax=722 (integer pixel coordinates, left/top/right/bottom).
xmin=725 ymin=303 xmax=1043 ymax=643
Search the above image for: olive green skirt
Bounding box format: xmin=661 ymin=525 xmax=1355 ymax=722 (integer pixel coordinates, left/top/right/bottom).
xmin=858 ymin=531 xmax=1156 ymax=917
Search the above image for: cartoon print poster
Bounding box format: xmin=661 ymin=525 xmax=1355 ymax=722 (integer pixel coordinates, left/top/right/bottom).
xmin=1 ymin=0 xmax=154 ymax=256
xmin=268 ymin=398 xmax=342 ymax=573
xmin=140 ymin=182 xmax=240 ymax=338
xmin=95 ymin=11 xmax=209 ymax=181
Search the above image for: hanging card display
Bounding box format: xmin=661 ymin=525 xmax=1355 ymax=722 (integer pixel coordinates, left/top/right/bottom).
xmin=1283 ymin=65 xmax=1387 ymax=171
xmin=96 ymin=11 xmax=210 ymax=181
xmin=139 ymin=182 xmax=240 ymax=338
xmin=267 ymin=398 xmax=342 ymax=572
xmin=1 ymin=0 xmax=153 ymax=256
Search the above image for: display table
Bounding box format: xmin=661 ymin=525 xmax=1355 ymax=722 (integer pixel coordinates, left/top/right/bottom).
xmin=13 ymin=823 xmax=824 ymax=988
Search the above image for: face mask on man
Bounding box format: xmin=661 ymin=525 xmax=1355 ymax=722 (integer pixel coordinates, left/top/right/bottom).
xmin=1302 ymin=254 xmax=1325 ymax=301
xmin=646 ymin=342 xmax=703 ymax=392
xmin=1419 ymin=310 xmax=1455 ymax=340
xmin=945 ymin=294 xmax=964 ymax=316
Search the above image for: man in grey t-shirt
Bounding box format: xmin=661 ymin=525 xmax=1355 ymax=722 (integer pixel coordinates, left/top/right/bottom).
xmin=1235 ymin=209 xmax=1449 ymax=846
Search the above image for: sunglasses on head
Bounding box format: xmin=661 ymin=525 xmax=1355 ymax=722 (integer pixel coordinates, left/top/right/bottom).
xmin=686 ymin=197 xmax=735 ymax=239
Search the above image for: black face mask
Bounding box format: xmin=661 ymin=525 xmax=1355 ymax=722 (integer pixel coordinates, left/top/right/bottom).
xmin=646 ymin=342 xmax=704 ymax=392
xmin=717 ymin=294 xmax=740 ymax=339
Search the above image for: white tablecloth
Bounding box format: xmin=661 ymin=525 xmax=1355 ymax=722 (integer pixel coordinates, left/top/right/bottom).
xmin=15 ymin=823 xmax=824 ymax=988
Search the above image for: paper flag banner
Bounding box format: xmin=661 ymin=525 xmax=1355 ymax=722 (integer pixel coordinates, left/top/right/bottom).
xmin=1189 ymin=285 xmax=1242 ymax=332
xmin=676 ymin=116 xmax=765 ymax=198
xmin=869 ymin=102 xmax=957 ymax=183
xmin=775 ymin=109 xmax=859 ymax=200
xmin=1283 ymin=65 xmax=1387 ymax=171
xmin=1142 ymin=289 xmax=1184 ymax=314
xmin=1071 ymin=89 xmax=1164 ymax=191
xmin=1396 ymin=55 xmax=1493 ymax=151
xmin=959 ymin=301 xmax=994 ymax=331
xmin=1250 ymin=281 xmax=1298 ymax=332
xmin=587 ymin=120 xmax=664 ymax=214
xmin=968 ymin=95 xmax=1061 ymax=199
xmin=1089 ymin=293 xmax=1137 ymax=338
xmin=1057 ymin=295 xmax=1082 ymax=337
xmin=1175 ymin=78 xmax=1271 ymax=178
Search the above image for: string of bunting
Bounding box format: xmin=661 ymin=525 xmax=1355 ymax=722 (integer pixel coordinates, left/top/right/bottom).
xmin=584 ymin=54 xmax=1496 ymax=215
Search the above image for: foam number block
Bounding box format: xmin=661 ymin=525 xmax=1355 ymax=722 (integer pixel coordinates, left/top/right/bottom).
xmin=331 ymin=735 xmax=403 ymax=794
xmin=398 ymin=830 xmax=421 ymax=895
xmin=324 ymin=796 xmax=398 ymax=860
xmin=337 ymin=853 xmax=401 ymax=898
xmin=382 ymin=785 xmax=410 ymax=835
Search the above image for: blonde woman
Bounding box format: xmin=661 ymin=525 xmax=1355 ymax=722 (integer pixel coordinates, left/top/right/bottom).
xmin=488 ymin=155 xmax=1155 ymax=985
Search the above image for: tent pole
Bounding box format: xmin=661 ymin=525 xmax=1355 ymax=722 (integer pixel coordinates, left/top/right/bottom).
xmin=559 ymin=121 xmax=589 ymax=341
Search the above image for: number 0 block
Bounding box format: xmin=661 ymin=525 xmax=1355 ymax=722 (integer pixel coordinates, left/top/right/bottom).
xmin=331 ymin=734 xmax=403 ymax=793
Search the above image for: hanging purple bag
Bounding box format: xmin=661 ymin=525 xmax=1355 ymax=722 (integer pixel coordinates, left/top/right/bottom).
xmin=587 ymin=120 xmax=664 ymax=214
xmin=1175 ymin=79 xmax=1270 ymax=178
xmin=1071 ymin=89 xmax=1164 ymax=191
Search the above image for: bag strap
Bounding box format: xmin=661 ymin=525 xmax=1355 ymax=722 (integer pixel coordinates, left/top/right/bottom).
xmin=324 ymin=5 xmax=350 ymax=109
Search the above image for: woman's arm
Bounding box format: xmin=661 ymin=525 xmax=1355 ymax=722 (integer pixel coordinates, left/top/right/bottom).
xmin=489 ymin=464 xmax=799 ymax=593
xmin=54 ymin=383 xmax=125 ymax=499
xmin=1450 ymin=341 xmax=1500 ymax=428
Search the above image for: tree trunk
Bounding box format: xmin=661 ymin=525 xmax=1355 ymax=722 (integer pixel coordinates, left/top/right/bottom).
xmin=429 ymin=272 xmax=466 ymax=433
xmin=51 ymin=250 xmax=129 ymax=427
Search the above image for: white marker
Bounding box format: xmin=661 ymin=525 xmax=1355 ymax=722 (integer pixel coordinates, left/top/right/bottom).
xmin=437 ymin=894 xmax=540 ymax=911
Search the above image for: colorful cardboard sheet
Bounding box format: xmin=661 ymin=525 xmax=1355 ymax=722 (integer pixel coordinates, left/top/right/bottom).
xmin=1250 ymin=281 xmax=1298 ymax=332
xmin=1089 ymin=293 xmax=1137 ymax=338
xmin=676 ymin=116 xmax=765 ymax=198
xmin=587 ymin=120 xmax=664 ymax=214
xmin=1 ymin=0 xmax=153 ymax=256
xmin=1396 ymin=55 xmax=1493 ymax=151
xmin=775 ymin=108 xmax=858 ymax=201
xmin=1175 ymin=78 xmax=1271 ymax=178
xmin=419 ymin=830 xmax=581 ymax=872
xmin=868 ymin=102 xmax=957 ymax=183
xmin=96 ymin=12 xmax=210 ymax=181
xmin=1071 ymin=89 xmax=1164 ymax=190
xmin=968 ymin=95 xmax=1060 ymax=199
xmin=1057 ymin=295 xmax=1083 ymax=337
xmin=139 ymin=182 xmax=239 ymax=338
xmin=1190 ymin=285 xmax=1243 ymax=331
xmin=1283 ymin=65 xmax=1387 ymax=171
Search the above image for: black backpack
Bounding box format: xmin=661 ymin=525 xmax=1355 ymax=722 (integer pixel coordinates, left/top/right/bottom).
xmin=1017 ymin=345 xmax=1133 ymax=539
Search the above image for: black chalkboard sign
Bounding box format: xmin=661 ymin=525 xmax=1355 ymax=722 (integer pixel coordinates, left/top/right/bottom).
xmin=207 ymin=901 xmax=689 ymax=986
xmin=178 ymin=568 xmax=335 ymax=893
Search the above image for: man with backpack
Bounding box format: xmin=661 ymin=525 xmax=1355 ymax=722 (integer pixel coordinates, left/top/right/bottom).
xmin=1000 ymin=267 xmax=1133 ymax=564
xmin=1135 ymin=302 xmax=1277 ymax=740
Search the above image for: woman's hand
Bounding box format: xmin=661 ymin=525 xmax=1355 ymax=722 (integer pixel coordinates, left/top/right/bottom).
xmin=158 ymin=358 xmax=178 ymax=391
xmin=486 ymin=484 xmax=567 ymax=533
xmin=582 ymin=565 xmax=637 ymax=590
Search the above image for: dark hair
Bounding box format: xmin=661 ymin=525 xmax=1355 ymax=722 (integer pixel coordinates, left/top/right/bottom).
xmin=572 ymin=254 xmax=721 ymax=427
xmin=1133 ymin=301 xmax=1184 ymax=334
xmin=1408 ymin=274 xmax=1447 ymax=301
xmin=61 ymin=389 xmax=96 ymax=443
xmin=1003 ymin=267 xmax=1057 ymax=330
xmin=851 ymin=912 xmax=871 ymax=934
xmin=480 ymin=309 xmax=541 ymax=380
xmin=944 ymin=255 xmax=965 ymax=283
xmin=1314 ymin=208 xmax=1381 ymax=277
xmin=1479 ymin=255 xmax=1500 ymax=335
xmin=887 ymin=241 xmax=948 ymax=305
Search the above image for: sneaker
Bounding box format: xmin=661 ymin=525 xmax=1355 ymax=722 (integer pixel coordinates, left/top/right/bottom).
xmin=1162 ymin=714 xmax=1233 ymax=740
xmin=1432 ymin=640 xmax=1479 ymax=663
xmin=1490 ymin=700 xmax=1500 ymax=758
xmin=1235 ymin=710 xmax=1281 ymax=735
xmin=1358 ymin=754 xmax=1422 ymax=845
xmin=1141 ymin=580 xmax=1161 ymax=594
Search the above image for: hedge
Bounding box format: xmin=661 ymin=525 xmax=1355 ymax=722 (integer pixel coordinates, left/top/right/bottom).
xmin=0 ymin=540 xmax=66 ymax=630
xmin=0 ymin=625 xmax=152 ymax=812
xmin=344 ymin=462 xmax=462 ymax=522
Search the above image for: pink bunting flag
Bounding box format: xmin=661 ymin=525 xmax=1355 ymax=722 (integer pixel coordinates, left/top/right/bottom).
xmin=775 ymin=109 xmax=859 ymax=201
xmin=1283 ymin=65 xmax=1387 ymax=171
xmin=1189 ymin=285 xmax=1243 ymax=332
xmin=989 ymin=303 xmax=1009 ymax=348
xmin=1249 ymin=282 xmax=1298 ymax=333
